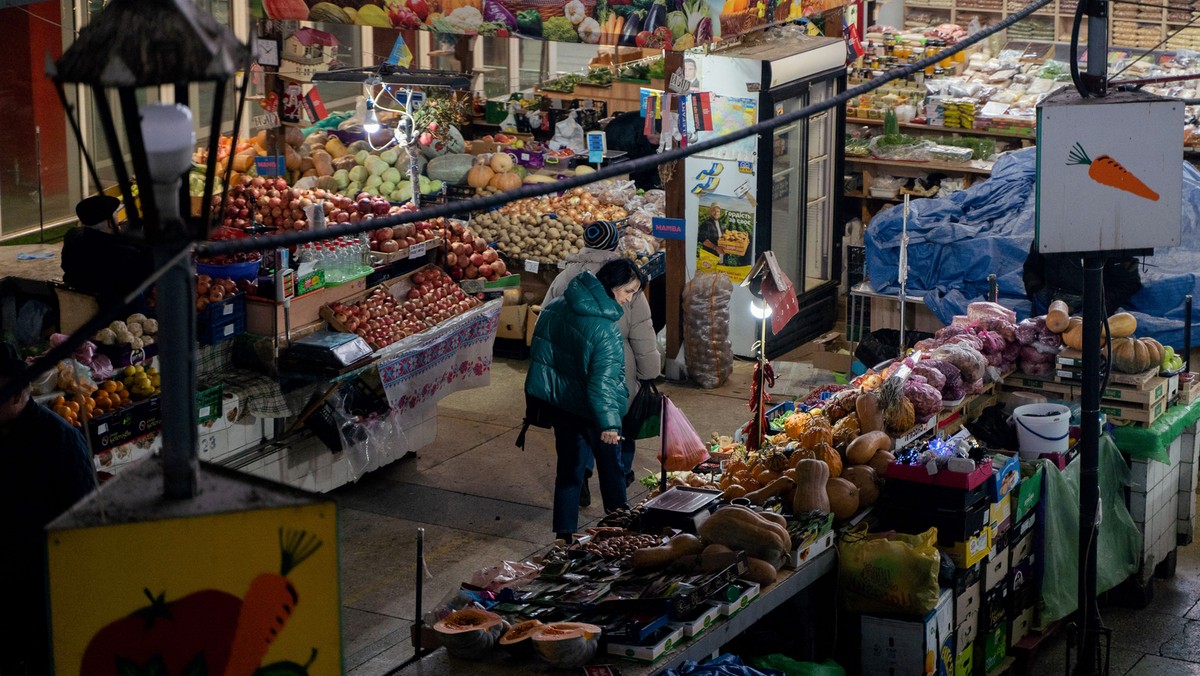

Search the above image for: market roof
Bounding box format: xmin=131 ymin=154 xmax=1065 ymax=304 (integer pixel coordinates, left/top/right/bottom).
xmin=49 ymin=0 xmax=248 ymax=87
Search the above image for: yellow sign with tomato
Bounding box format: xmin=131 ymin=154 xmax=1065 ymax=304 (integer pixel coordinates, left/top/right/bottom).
xmin=48 ymin=503 xmax=339 ymax=675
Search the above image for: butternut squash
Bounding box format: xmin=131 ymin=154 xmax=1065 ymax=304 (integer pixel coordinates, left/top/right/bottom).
xmin=867 ymin=449 xmax=895 ymax=478
xmin=1107 ymin=312 xmax=1138 ymax=339
xmin=846 ymin=431 xmax=891 ymax=465
xmin=792 ymin=458 xmax=831 ymax=515
xmin=843 ymin=465 xmax=880 ymax=507
xmin=1045 ymin=300 xmax=1071 ymax=333
xmin=856 ymin=391 xmax=885 ymax=434
xmin=744 ymin=476 xmax=796 ymax=506
xmin=745 ymin=557 xmax=778 ymax=585
xmin=1062 ymin=317 xmax=1085 ymax=350
xmin=826 ymin=477 xmax=861 ymax=521
xmin=631 ymin=533 xmax=705 ymax=568
xmin=311 ymin=149 xmax=334 ymax=177
xmin=699 ymin=506 xmax=791 ymax=567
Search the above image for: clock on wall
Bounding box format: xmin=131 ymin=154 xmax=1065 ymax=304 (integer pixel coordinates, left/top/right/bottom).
xmin=255 ymin=36 xmax=280 ymax=68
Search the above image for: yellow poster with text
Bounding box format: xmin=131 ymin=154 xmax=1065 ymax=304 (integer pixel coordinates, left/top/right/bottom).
xmin=695 ymin=196 xmax=753 ymax=283
xmin=48 ymin=503 xmax=340 ymax=675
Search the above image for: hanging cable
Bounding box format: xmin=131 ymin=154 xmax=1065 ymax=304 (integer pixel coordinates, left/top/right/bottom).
xmin=201 ymin=0 xmax=1055 ymax=258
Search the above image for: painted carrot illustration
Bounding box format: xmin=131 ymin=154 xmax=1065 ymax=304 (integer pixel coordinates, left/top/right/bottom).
xmin=1067 ymin=143 xmax=1160 ymax=201
xmin=223 ymin=528 xmax=323 ymax=676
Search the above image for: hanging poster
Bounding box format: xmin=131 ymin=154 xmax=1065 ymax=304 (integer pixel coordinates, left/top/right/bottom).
xmin=695 ymin=193 xmax=753 ymax=283
xmin=255 ymin=0 xmax=800 ymax=48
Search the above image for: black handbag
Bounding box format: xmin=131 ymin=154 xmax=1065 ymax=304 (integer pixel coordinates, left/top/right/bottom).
xmin=623 ymin=380 xmax=663 ymax=440
xmin=515 ymin=393 xmax=556 ymax=450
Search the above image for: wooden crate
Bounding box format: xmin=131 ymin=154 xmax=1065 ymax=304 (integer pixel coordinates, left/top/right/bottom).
xmin=369 ymin=236 xmax=442 ymax=266
xmin=1101 ymin=393 xmax=1169 ymax=427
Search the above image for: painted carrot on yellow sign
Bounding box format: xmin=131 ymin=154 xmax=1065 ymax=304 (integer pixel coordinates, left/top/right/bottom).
xmin=1067 ymin=142 xmax=1160 ymax=201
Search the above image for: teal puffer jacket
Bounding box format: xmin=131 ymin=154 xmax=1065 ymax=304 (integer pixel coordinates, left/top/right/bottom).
xmin=526 ymin=272 xmax=629 ymax=431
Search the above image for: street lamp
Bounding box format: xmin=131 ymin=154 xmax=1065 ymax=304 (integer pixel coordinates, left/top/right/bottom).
xmin=48 ymin=0 xmax=249 ymax=498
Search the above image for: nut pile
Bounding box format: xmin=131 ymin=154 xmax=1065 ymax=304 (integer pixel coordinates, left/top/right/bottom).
xmin=578 ymin=531 xmax=661 ymax=558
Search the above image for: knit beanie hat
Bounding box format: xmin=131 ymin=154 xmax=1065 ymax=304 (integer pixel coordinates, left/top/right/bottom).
xmin=584 ymin=220 xmax=619 ymax=251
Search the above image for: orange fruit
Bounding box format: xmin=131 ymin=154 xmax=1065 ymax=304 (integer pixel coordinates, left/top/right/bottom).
xmin=67 ymin=401 xmax=80 ymax=414
xmin=101 ymin=381 xmax=118 ymax=393
xmin=53 ymin=396 xmax=66 ymax=407
xmin=53 ymin=405 xmax=72 ymax=418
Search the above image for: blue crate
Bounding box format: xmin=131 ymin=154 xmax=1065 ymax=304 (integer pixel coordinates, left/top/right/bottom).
xmin=197 ymin=293 xmax=245 ymax=326
xmin=766 ymin=401 xmax=796 ymax=433
xmin=641 ymin=251 xmax=666 ymax=281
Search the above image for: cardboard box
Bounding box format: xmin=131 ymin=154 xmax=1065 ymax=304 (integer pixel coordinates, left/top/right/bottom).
xmin=956 ymin=609 xmax=979 ymax=652
xmin=666 ymin=603 xmax=720 ymax=638
xmin=891 ymin=415 xmax=939 ymax=451
xmin=954 ymin=566 xmax=982 ymax=625
xmin=246 ymin=288 xmax=328 ymax=337
xmin=983 ymin=583 xmax=1010 ymax=631
xmin=606 ymin=625 xmax=683 ymax=663
xmin=87 ymin=395 xmax=162 ymax=453
xmin=785 ymin=528 xmax=836 ymax=569
xmin=990 ymin=453 xmax=1022 ymax=501
xmin=955 ymin=641 xmax=975 ymax=676
xmin=861 ymin=588 xmax=954 ymax=676
xmin=981 ymin=623 xmax=1008 ymax=672
xmin=498 ymin=304 xmax=528 ymax=340
xmin=1010 ymin=531 xmax=1034 ymax=566
xmin=717 ymin=581 xmax=760 ymax=617
xmin=525 ymin=305 xmax=541 ymax=347
xmin=1014 ymin=464 xmax=1044 ymax=523
xmin=989 ymin=494 xmax=1012 ymax=538
xmin=1009 ymin=606 xmax=1034 ymax=648
xmin=938 ymin=527 xmax=992 ymax=569
xmin=459 ymin=273 xmax=521 ymax=295
xmin=984 ymin=535 xmax=1010 ymax=590
xmin=797 ymin=330 xmax=855 ymax=372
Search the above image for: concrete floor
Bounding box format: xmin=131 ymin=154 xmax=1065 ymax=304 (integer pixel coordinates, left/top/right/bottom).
xmin=331 ymin=356 xmax=1200 ymax=675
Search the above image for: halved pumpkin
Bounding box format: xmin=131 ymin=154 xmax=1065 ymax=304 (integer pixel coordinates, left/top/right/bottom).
xmin=532 ymin=622 xmax=602 ymax=668
xmin=499 ymin=619 xmax=543 ymax=656
xmin=433 ymin=608 xmax=508 ymax=659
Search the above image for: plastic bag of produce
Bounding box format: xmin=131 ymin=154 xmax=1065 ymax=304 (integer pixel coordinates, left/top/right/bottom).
xmin=662 ymin=397 xmax=710 ymax=472
xmin=593 ymin=179 xmax=639 ymax=207
xmin=683 ymin=273 xmax=734 ymax=389
xmin=838 ymin=525 xmax=941 ymax=616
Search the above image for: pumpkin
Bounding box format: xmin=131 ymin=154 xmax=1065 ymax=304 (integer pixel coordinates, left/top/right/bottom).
xmin=763 ymin=450 xmax=790 ymax=473
xmin=856 ymin=391 xmax=885 ymax=434
xmin=783 ymin=411 xmax=811 ymax=440
xmin=843 ymin=465 xmax=881 ymax=507
xmin=1045 ymin=300 xmax=1072 ymax=333
xmin=466 ymin=159 xmax=495 ymax=189
xmin=846 ymin=430 xmax=891 ymax=465
xmin=722 ymin=484 xmax=748 ymax=500
xmin=1062 ymin=317 xmax=1086 ymax=350
xmin=832 ymin=414 xmax=860 ymax=450
xmin=434 ymin=608 xmax=509 ymax=659
xmin=826 ymin=477 xmax=861 ymax=521
xmin=499 ymin=620 xmax=543 ymax=656
xmin=792 ymin=458 xmax=831 ymax=515
xmin=884 ymin=398 xmax=915 ymax=435
xmin=489 ymin=171 xmax=523 ymax=191
xmin=427 ymin=153 xmax=477 ymax=184
xmin=867 ymin=449 xmax=896 ymax=478
xmin=532 ymin=622 xmax=602 ymax=668
xmin=1112 ymin=336 xmax=1163 ymax=373
xmin=1108 ymin=312 xmax=1138 ymax=339
xmin=631 ymin=533 xmax=705 ymax=568
xmin=814 ymin=441 xmax=842 ymax=478
xmin=799 ymin=416 xmax=834 ymax=450
xmin=489 ymin=151 xmax=515 ymax=174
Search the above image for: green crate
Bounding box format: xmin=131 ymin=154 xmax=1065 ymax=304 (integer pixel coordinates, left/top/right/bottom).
xmin=197 ymin=383 xmax=223 ymax=424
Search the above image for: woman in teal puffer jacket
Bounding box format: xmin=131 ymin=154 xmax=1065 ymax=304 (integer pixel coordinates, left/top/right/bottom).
xmin=526 ymin=259 xmax=647 ymax=540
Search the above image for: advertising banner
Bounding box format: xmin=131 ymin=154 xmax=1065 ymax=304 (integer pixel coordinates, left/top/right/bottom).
xmin=256 ymin=0 xmax=809 ymax=48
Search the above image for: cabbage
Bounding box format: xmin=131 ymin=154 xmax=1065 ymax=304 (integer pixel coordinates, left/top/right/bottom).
xmin=667 ymin=11 xmax=688 ymax=39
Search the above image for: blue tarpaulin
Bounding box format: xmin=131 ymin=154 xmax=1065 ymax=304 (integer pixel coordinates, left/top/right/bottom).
xmin=865 ymin=146 xmax=1200 ymax=349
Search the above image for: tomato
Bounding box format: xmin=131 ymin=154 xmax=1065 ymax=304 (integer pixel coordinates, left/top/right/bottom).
xmin=81 ymin=588 xmax=242 ymax=676
xmin=407 ymin=0 xmax=430 ymax=20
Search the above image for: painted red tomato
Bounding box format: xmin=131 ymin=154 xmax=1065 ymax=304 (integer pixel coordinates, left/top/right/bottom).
xmin=80 ymin=588 xmax=242 ymax=676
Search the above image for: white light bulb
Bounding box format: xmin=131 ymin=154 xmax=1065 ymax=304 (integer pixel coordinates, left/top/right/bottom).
xmin=750 ymin=298 xmax=772 ymax=320
xmin=363 ymin=100 xmax=381 ymax=134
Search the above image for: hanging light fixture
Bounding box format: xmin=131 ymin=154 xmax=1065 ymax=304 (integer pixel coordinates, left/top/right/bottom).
xmin=362 ymin=98 xmax=382 ymax=134
xmin=48 ymin=0 xmax=249 ymax=499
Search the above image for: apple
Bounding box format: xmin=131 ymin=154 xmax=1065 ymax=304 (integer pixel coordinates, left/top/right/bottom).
xmin=469 ymin=253 xmax=485 ymax=267
xmin=380 ymin=240 xmax=400 ymax=254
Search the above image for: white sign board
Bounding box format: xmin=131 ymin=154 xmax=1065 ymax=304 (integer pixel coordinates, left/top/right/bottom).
xmin=1036 ymin=91 xmax=1183 ymax=253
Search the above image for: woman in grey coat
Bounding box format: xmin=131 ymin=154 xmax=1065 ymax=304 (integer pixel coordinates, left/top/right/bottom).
xmin=542 ymin=220 xmax=660 ymax=505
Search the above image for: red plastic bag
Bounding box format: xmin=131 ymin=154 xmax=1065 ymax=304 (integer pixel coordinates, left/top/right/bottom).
xmin=661 ymin=397 xmax=710 ymax=472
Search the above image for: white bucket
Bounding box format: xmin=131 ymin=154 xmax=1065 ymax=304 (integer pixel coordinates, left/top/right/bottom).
xmin=1013 ymin=403 xmax=1071 ymax=459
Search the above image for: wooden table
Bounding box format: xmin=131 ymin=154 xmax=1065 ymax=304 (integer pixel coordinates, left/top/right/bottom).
xmin=401 ymin=549 xmax=837 ymax=675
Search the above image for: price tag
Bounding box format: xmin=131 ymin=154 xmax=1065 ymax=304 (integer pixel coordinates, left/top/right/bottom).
xmin=199 ymin=406 xmax=211 ymax=419
xmin=408 ymin=241 xmax=428 ymax=258
xmin=525 ymin=259 xmax=540 ymax=273
xmin=557 ymin=261 xmax=567 ymax=269
xmin=99 ymin=423 xmax=108 ymax=434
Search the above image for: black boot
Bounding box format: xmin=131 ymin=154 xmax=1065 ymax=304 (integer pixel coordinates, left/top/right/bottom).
xmin=579 ymin=483 xmax=592 ymax=507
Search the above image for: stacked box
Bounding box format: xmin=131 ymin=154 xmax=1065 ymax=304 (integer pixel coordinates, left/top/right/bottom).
xmin=862 ymin=588 xmax=955 ymax=676
xmin=1178 ymin=422 xmax=1200 ymax=545
xmin=952 ymin=566 xmax=981 ymax=676
xmin=1128 ymin=438 xmax=1183 ymax=579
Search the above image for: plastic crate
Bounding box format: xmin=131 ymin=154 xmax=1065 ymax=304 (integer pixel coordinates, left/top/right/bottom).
xmin=198 ymin=312 xmax=246 ymax=345
xmin=197 ymin=293 xmax=245 ymax=326
xmin=640 ymin=251 xmax=666 ymax=281
xmin=846 ymin=244 xmax=866 ymax=288
xmin=197 ymin=383 xmax=224 ymax=424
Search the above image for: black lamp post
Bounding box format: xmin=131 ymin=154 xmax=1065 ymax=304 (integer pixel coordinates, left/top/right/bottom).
xmin=48 ymin=0 xmax=249 ymax=499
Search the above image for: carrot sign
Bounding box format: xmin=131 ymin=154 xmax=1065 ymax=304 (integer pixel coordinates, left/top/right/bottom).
xmin=81 ymin=528 xmax=323 ymax=676
xmin=1067 ymin=142 xmax=1160 ymax=201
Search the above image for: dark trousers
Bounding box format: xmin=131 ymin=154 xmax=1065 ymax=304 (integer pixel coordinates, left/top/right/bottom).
xmin=552 ymin=415 xmax=627 ymax=534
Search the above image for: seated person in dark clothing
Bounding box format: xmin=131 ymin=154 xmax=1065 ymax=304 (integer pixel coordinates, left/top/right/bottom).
xmin=1023 ymin=241 xmax=1142 ymax=315
xmin=0 ymin=344 xmax=96 ymax=675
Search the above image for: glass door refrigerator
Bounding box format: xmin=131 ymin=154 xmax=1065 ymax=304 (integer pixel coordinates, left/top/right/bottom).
xmin=687 ymin=35 xmax=846 ymax=358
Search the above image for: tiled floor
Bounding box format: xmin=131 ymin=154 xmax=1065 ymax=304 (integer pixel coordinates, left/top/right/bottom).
xmin=332 ymin=356 xmax=1200 ymax=675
